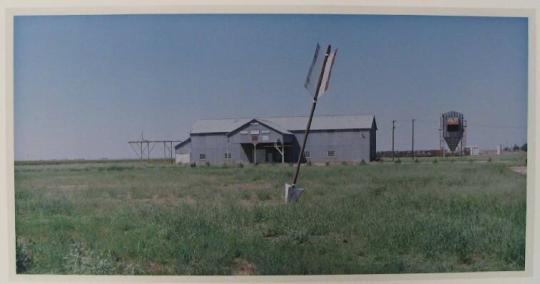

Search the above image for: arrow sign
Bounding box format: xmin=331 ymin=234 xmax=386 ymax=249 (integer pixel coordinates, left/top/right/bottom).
xmin=318 ymin=48 xmax=338 ymax=98
xmin=304 ymin=43 xmax=322 ymax=96
xmin=304 ymin=44 xmax=338 ymax=99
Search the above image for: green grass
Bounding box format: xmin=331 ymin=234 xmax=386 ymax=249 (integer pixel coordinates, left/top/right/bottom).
xmin=14 ymin=153 xmax=527 ymax=275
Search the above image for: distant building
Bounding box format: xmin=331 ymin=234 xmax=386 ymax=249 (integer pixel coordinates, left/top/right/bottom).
xmin=175 ymin=115 xmax=377 ymax=165
xmin=466 ymin=145 xmax=480 ymax=156
xmin=441 ymin=111 xmax=465 ymax=153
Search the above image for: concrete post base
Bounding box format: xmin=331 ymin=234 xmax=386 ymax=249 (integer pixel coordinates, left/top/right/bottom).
xmin=285 ymin=183 xmax=304 ymax=203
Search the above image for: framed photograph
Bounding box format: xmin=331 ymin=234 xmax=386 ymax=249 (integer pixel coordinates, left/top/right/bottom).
xmin=0 ymin=0 xmax=538 ymax=283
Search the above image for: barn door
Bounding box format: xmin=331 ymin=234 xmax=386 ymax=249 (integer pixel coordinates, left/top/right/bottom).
xmin=256 ymin=149 xmax=265 ymax=163
xmin=266 ymin=151 xmax=273 ymax=163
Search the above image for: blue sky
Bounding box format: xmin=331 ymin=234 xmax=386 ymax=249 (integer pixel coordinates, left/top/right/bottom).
xmin=14 ymin=14 xmax=528 ymax=160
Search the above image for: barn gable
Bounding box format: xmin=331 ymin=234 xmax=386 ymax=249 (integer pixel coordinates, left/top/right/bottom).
xmin=227 ymin=119 xmax=295 ymax=145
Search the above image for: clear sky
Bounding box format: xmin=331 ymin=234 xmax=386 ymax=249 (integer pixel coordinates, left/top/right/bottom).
xmin=14 ymin=14 xmax=528 ymax=160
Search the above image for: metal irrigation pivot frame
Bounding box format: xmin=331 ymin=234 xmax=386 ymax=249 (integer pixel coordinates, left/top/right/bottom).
xmin=285 ymin=43 xmax=338 ymax=203
xmin=128 ymin=131 xmax=182 ymax=163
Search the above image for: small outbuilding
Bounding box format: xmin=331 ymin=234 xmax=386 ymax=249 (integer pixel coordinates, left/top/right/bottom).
xmin=175 ymin=115 xmax=377 ymax=165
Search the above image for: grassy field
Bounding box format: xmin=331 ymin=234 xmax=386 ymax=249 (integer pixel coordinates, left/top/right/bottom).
xmin=14 ymin=153 xmax=527 ymax=275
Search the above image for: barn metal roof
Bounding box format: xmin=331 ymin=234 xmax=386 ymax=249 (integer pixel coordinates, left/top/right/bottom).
xmin=190 ymin=115 xmax=376 ymax=134
xmin=174 ymin=137 xmax=191 ymax=149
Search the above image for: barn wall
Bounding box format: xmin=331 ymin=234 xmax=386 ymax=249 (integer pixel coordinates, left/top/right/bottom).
xmin=174 ymin=140 xmax=192 ymax=164
xmin=190 ymin=133 xmax=252 ymax=165
xmin=184 ymin=117 xmax=377 ymax=164
xmin=188 ymin=129 xmax=375 ymax=164
xmin=292 ymin=129 xmax=373 ymax=162
xmin=370 ymin=128 xmax=377 ymax=161
xmin=190 ymin=134 xmax=228 ymax=165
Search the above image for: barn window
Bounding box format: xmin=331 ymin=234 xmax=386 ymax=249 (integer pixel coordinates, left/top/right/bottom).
xmin=224 ymin=152 xmax=231 ymax=159
xmin=304 ymin=151 xmax=311 ymax=158
xmin=261 ymin=130 xmax=270 ymax=134
xmin=240 ymin=131 xmax=248 ymax=135
xmin=250 ymin=130 xmax=260 ymax=135
xmin=327 ymin=150 xmax=336 ymax=157
xmin=199 ymin=154 xmax=206 ymax=160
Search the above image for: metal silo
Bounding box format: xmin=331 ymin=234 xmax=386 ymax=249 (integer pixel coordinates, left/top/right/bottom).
xmin=441 ymin=111 xmax=464 ymax=153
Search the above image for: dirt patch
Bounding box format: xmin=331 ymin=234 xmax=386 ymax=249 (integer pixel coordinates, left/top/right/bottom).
xmin=509 ymin=166 xmax=527 ymax=175
xmin=231 ymin=258 xmax=256 ymax=275
xmin=180 ymin=195 xmax=196 ymax=205
xmin=129 ymin=194 xmax=184 ymax=206
xmin=237 ymin=183 xmax=271 ymax=190
xmin=49 ymin=184 xmax=89 ymax=192
xmin=128 ymin=193 xmax=197 ymax=206
xmin=146 ymin=261 xmax=166 ymax=274
xmin=150 ymin=194 xmax=171 ymax=205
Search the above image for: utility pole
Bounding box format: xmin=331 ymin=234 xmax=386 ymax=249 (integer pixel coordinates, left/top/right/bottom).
xmin=462 ymin=120 xmax=467 ymax=157
xmin=411 ymin=119 xmax=415 ymax=159
xmin=439 ymin=117 xmax=445 ymax=158
xmin=392 ymin=120 xmax=396 ymax=161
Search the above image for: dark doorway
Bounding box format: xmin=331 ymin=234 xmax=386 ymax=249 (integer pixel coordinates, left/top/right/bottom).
xmin=241 ymin=143 xmax=287 ymax=163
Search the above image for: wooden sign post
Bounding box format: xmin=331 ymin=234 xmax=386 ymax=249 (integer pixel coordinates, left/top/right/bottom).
xmin=285 ymin=44 xmax=338 ymax=203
